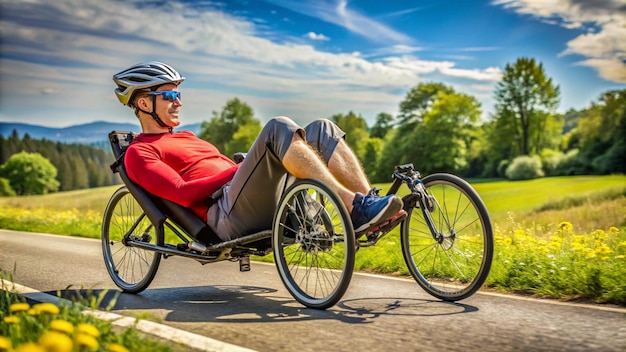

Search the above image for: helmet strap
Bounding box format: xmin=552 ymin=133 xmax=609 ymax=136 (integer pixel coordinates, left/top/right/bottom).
xmin=137 ymin=88 xmax=173 ymax=133
xmin=136 ymin=107 xmax=173 ymax=134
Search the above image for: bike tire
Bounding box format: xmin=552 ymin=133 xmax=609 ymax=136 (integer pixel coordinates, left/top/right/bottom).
xmin=400 ymin=173 xmax=494 ymax=301
xmin=273 ymin=179 xmax=356 ymax=309
xmin=101 ymin=186 xmax=162 ymax=293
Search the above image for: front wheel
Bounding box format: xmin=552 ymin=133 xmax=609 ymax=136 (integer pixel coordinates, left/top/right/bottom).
xmin=102 ymin=186 xmax=162 ymax=293
xmin=273 ymin=179 xmax=356 ymax=309
xmin=400 ymin=173 xmax=493 ymax=301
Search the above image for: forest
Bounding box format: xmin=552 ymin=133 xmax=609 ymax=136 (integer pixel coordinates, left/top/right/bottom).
xmin=1 ymin=57 xmax=624 ymax=195
xmin=0 ymin=133 xmax=116 ymax=195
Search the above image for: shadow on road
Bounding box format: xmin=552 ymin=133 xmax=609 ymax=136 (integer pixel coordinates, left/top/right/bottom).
xmin=50 ymin=285 xmax=479 ymax=325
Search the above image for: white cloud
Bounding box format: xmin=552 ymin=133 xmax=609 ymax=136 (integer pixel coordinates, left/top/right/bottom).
xmin=0 ymin=0 xmax=507 ymax=127
xmin=265 ymin=0 xmax=413 ymax=44
xmin=306 ymin=32 xmax=330 ymax=41
xmin=492 ymin=0 xmax=626 ymax=83
xmin=383 ymin=56 xmax=502 ymax=81
xmin=41 ymin=88 xmax=60 ymax=95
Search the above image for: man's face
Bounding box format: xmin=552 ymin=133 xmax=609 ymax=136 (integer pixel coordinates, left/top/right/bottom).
xmin=152 ymin=83 xmax=182 ymax=127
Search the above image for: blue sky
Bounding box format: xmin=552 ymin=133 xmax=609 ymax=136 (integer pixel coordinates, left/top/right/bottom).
xmin=1 ymin=0 xmax=624 ymax=128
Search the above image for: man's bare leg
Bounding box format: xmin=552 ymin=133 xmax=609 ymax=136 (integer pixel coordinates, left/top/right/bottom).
xmin=282 ymin=136 xmax=356 ymax=211
xmin=327 ymin=139 xmax=370 ymax=194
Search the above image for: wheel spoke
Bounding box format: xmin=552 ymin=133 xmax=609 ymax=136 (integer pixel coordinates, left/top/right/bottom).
xmin=401 ymin=174 xmax=493 ymax=301
xmin=273 ymin=179 xmax=355 ymax=309
xmin=102 ymin=187 xmax=160 ymax=293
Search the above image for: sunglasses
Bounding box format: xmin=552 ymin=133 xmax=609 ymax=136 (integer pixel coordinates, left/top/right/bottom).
xmin=149 ymin=90 xmax=181 ymax=102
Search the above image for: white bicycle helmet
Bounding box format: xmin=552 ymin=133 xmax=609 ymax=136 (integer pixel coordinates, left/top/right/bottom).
xmin=113 ymin=61 xmax=185 ymax=106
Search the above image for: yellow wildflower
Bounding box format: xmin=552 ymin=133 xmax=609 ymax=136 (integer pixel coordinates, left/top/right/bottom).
xmin=558 ymin=221 xmax=573 ymax=233
xmin=3 ymin=316 xmax=19 ymax=324
xmin=0 ymin=336 xmax=11 ymax=350
xmin=33 ymin=302 xmax=60 ymax=315
xmin=75 ymin=333 xmax=99 ymax=351
xmin=571 ymin=242 xmax=585 ymax=253
xmin=9 ymin=302 xmax=30 ymax=313
xmin=547 ymin=241 xmax=561 ymax=252
xmin=609 ymin=227 xmax=619 ymax=235
xmin=76 ymin=323 xmax=100 ymax=338
xmin=595 ymin=244 xmax=613 ymax=255
xmin=592 ymin=229 xmax=607 ymax=241
xmin=107 ymin=343 xmax=130 ymax=352
xmin=38 ymin=331 xmax=73 ymax=352
xmin=15 ymin=343 xmax=45 ymax=352
xmin=549 ymin=235 xmax=562 ymax=243
xmin=50 ymin=319 xmax=74 ymax=335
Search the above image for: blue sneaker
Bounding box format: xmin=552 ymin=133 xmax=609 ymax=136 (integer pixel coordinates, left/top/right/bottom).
xmin=351 ymin=192 xmax=402 ymax=233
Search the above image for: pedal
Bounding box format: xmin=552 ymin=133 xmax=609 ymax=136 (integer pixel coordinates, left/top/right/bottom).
xmin=366 ymin=210 xmax=408 ymax=241
xmin=239 ymin=257 xmax=251 ymax=272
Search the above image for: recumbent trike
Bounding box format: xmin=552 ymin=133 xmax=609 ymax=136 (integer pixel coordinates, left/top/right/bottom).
xmin=101 ymin=131 xmax=494 ymax=310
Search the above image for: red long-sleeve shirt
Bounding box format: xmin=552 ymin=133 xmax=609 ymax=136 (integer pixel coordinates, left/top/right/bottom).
xmin=124 ymin=131 xmax=240 ymax=222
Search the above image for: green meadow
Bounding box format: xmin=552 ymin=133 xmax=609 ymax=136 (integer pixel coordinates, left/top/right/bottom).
xmin=1 ymin=175 xmax=625 ymax=305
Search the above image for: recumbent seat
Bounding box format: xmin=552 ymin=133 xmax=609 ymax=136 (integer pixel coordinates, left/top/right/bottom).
xmin=108 ymin=130 xmax=222 ymax=245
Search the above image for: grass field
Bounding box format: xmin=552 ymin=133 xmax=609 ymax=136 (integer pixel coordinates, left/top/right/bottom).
xmin=1 ymin=175 xmax=625 ymax=304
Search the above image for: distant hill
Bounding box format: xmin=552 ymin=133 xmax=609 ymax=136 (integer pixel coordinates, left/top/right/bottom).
xmin=0 ymin=121 xmax=202 ymax=144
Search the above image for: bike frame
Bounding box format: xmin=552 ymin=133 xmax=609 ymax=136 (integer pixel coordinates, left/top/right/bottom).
xmin=385 ymin=163 xmax=442 ymax=243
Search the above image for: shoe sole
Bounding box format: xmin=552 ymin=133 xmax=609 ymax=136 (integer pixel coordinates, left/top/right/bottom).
xmin=368 ymin=209 xmax=407 ymax=234
xmin=354 ymin=196 xmax=403 ymax=233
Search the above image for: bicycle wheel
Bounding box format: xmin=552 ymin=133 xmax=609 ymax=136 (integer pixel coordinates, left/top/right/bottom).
xmin=102 ymin=186 xmax=162 ymax=293
xmin=273 ymin=179 xmax=355 ymax=309
xmin=400 ymin=173 xmax=493 ymax=301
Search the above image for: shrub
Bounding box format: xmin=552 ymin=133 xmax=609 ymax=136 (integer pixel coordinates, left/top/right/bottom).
xmin=592 ymin=139 xmax=626 ymax=174
xmin=539 ymin=149 xmax=564 ymax=176
xmin=554 ymin=149 xmax=587 ymax=175
xmin=505 ymin=155 xmax=544 ymax=180
xmin=0 ymin=178 xmax=15 ymax=197
xmin=497 ymin=159 xmax=510 ymax=178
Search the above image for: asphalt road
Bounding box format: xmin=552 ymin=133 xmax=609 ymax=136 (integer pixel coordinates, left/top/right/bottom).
xmin=1 ymin=229 xmax=624 ymax=352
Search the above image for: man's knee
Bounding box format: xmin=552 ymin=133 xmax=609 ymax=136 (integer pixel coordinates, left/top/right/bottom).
xmin=261 ymin=116 xmax=304 ymax=159
xmin=303 ymin=119 xmax=345 ymax=163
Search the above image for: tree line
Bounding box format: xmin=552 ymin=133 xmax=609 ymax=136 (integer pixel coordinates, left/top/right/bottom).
xmin=1 ymin=56 xmax=624 ymax=195
xmin=199 ymin=57 xmax=625 ymax=183
xmin=0 ymin=131 xmax=117 ymax=195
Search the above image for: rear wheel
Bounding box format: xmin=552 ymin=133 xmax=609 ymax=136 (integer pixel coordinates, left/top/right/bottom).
xmin=273 ymin=179 xmax=355 ymax=309
xmin=102 ymin=186 xmax=162 ymax=293
xmin=400 ymin=173 xmax=493 ymax=301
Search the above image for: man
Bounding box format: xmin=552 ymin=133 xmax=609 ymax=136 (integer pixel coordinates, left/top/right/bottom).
xmin=113 ymin=61 xmax=402 ymax=242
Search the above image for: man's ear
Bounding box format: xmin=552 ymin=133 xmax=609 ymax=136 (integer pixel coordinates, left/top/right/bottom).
xmin=137 ymin=96 xmax=151 ymax=111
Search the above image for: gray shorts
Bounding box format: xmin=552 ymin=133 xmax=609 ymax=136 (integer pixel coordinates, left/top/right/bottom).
xmin=206 ymin=116 xmax=346 ymax=241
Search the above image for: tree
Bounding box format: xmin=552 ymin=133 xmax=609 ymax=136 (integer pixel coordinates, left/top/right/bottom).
xmin=361 ymin=138 xmax=383 ymax=181
xmin=370 ymin=113 xmax=394 ymax=139
xmin=0 ymin=130 xmax=20 ymax=164
xmin=398 ymin=82 xmax=454 ymax=125
xmin=576 ymin=89 xmax=626 ymax=174
xmin=225 ymin=122 xmax=262 ymax=157
xmin=0 ymin=152 xmax=60 ymax=195
xmin=198 ymin=98 xmax=261 ymax=154
xmin=377 ymin=82 xmax=482 ymax=176
xmin=492 ymin=57 xmax=561 ymax=156
xmin=331 ymin=111 xmax=369 ymax=158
